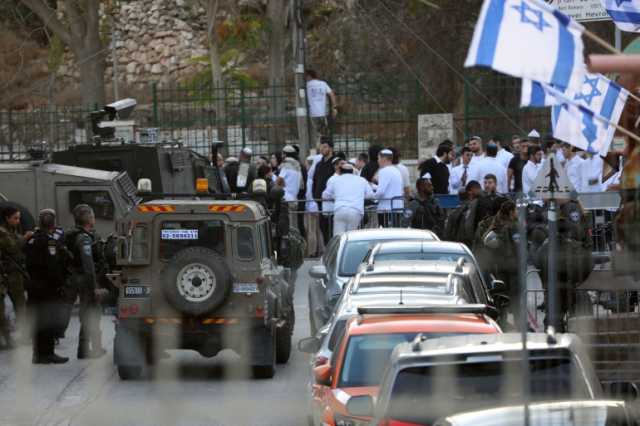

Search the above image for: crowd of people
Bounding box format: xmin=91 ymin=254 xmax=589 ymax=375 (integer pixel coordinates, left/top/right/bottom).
xmin=0 ymin=205 xmax=108 ymax=362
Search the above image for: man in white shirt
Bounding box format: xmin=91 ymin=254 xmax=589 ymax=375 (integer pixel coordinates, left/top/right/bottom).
xmin=305 ymin=69 xmax=337 ymax=145
xmin=390 ymin=147 xmax=411 ymax=198
xmin=449 ymin=147 xmax=479 ymax=194
xmin=468 ymin=136 xmax=485 ymax=166
xmin=581 ymin=153 xmax=604 ymax=193
xmin=562 ymin=143 xmax=585 ymax=193
xmin=522 ymin=145 xmax=544 ymax=194
xmin=375 ymin=149 xmax=404 ymax=227
xmin=323 ymin=163 xmax=374 ymax=235
xmin=474 ymin=143 xmax=509 ymax=194
xmin=492 ymin=135 xmax=514 ymax=169
xmin=279 ymin=145 xmax=302 ymax=202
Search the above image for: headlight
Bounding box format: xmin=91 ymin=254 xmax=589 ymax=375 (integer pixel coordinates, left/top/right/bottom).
xmin=334 ymin=414 xmax=369 ymax=426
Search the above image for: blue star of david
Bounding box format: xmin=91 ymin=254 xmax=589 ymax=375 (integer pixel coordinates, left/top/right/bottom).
xmin=512 ymin=2 xmax=552 ymax=32
xmin=616 ymin=0 xmax=632 ymax=7
xmin=574 ymin=76 xmax=602 ymax=105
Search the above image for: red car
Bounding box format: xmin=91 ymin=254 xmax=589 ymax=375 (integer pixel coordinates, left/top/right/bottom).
xmin=308 ymin=305 xmax=502 ymax=426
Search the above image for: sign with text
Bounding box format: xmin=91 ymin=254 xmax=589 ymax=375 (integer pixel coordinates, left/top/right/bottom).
xmin=546 ymin=0 xmax=610 ymax=22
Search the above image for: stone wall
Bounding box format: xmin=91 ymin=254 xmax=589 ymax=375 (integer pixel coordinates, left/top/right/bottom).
xmin=57 ymin=0 xmax=212 ymax=87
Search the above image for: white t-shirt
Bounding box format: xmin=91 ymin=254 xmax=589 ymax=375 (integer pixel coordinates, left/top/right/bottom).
xmin=581 ymin=155 xmax=604 ymax=193
xmin=565 ymin=155 xmax=585 ymax=193
xmin=395 ymin=163 xmax=411 ymax=190
xmin=496 ymin=148 xmax=514 ymax=169
xmin=322 ymin=173 xmax=374 ymax=215
xmin=279 ymin=166 xmax=302 ymax=202
xmin=306 ymin=79 xmax=333 ymax=117
xmin=375 ymin=165 xmax=404 ymax=212
xmin=475 ymin=157 xmax=509 ymax=194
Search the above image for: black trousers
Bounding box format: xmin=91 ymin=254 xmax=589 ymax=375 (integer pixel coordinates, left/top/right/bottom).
xmin=31 ymin=300 xmax=60 ymax=356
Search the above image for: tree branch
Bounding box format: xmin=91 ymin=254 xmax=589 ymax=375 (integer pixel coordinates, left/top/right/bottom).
xmin=19 ymin=0 xmax=73 ymax=47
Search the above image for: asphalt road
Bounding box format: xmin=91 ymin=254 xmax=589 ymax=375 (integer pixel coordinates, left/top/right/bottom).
xmin=0 ymin=261 xmax=317 ymax=426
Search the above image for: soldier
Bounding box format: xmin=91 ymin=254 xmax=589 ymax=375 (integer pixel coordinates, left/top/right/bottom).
xmin=225 ymin=147 xmax=257 ymax=193
xmin=25 ymin=209 xmax=70 ymax=363
xmin=405 ymin=173 xmax=445 ymax=237
xmin=66 ymin=204 xmax=108 ymax=359
xmin=536 ymin=199 xmax=593 ymax=332
xmin=481 ymin=200 xmax=519 ymax=328
xmin=0 ymin=206 xmax=32 ymax=348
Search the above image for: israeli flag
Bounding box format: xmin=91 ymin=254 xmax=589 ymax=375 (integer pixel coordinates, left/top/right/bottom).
xmin=601 ymin=0 xmax=640 ymax=32
xmin=546 ymin=80 xmax=629 ymax=154
xmin=466 ymin=0 xmax=586 ymax=91
xmin=521 ymin=79 xmax=558 ymax=107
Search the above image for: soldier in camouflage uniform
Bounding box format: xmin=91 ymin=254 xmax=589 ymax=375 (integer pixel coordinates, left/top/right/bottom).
xmin=0 ymin=206 xmax=32 ymax=348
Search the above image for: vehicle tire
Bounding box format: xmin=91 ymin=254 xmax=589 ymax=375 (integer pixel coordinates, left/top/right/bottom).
xmin=161 ymin=247 xmax=232 ymax=316
xmin=252 ymin=327 xmax=276 ymax=379
xmin=0 ymin=201 xmax=35 ymax=231
xmin=117 ymin=365 xmax=143 ymax=380
xmin=275 ymin=320 xmax=292 ymax=364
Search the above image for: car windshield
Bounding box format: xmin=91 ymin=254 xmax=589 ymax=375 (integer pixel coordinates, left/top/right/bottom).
xmin=374 ymin=252 xmax=473 ymax=265
xmin=338 ymin=333 xmax=455 ymax=388
xmin=340 ymin=239 xmax=426 ymax=276
xmin=386 ymin=358 xmax=590 ymax=425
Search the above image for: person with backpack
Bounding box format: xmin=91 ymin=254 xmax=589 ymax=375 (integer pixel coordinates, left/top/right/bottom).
xmin=405 ymin=173 xmax=445 ymax=237
xmin=444 ymin=180 xmax=482 ymax=246
xmin=535 ymin=199 xmax=593 ymax=331
xmin=482 ymin=200 xmax=520 ymax=328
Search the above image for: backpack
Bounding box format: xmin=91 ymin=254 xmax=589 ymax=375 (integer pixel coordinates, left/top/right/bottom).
xmin=280 ymin=227 xmax=306 ymax=271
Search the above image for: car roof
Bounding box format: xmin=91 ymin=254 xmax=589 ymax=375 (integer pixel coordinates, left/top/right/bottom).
xmin=440 ymin=400 xmax=627 ymax=426
xmin=362 ymin=260 xmax=469 ymax=276
xmin=345 ymin=313 xmax=499 ymax=336
xmin=336 ymin=293 xmax=467 ymax=317
xmin=372 ymin=240 xmax=470 ymax=254
xmin=393 ymin=333 xmax=579 ymax=361
xmin=343 ymin=228 xmax=439 ymax=242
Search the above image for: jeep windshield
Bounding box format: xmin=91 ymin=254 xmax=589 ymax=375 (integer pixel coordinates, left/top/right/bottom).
xmin=385 ymin=357 xmax=590 ymax=425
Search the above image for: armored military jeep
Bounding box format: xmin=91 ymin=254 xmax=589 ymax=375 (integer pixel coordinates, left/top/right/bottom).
xmin=111 ymin=198 xmax=294 ymax=380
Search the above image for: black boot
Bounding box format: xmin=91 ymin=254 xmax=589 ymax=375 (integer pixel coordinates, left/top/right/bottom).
xmin=77 ymin=339 xmax=91 ymax=359
xmin=33 ymin=353 xmax=69 ymax=364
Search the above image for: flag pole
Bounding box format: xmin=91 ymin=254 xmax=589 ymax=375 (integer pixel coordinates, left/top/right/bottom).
xmin=613 ymin=120 xmax=640 ymax=144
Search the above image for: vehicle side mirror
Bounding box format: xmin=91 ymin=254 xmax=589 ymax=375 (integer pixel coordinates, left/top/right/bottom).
xmin=309 ymin=265 xmax=328 ymax=279
xmin=493 ymin=293 xmax=510 ymax=309
xmin=346 ymin=395 xmax=374 ymax=417
xmin=313 ymin=363 xmax=332 ymax=386
xmin=297 ymin=336 xmax=321 ymax=354
xmin=606 ymin=381 xmax=640 ymax=401
xmin=489 ymin=279 xmax=507 ymax=295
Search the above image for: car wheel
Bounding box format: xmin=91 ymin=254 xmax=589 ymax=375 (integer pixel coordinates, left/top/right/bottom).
xmin=161 ymin=247 xmax=232 ymax=316
xmin=275 ymin=320 xmax=292 ymax=364
xmin=117 ymin=365 xmax=143 ymax=380
xmin=251 ymin=326 xmax=276 ymax=379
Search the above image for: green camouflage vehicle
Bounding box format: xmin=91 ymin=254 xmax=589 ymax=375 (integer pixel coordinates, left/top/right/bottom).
xmin=110 ymin=197 xmax=294 ymax=380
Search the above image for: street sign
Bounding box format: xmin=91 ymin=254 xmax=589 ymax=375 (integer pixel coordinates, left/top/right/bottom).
xmin=532 ymin=154 xmax=575 ymax=200
xmin=546 ymin=0 xmax=610 ymax=22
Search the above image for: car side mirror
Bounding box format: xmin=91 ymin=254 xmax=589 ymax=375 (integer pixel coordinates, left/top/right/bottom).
xmin=297 ymin=336 xmax=322 ymax=354
xmin=313 ymin=363 xmax=332 ymax=386
xmin=309 ymin=264 xmax=328 ymax=279
xmin=346 ymin=395 xmax=374 ymax=418
xmin=489 ymin=279 xmax=507 ymax=295
xmin=606 ymin=381 xmax=640 ymax=401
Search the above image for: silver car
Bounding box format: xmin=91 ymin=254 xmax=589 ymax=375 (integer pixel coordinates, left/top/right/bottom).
xmin=307 ymin=228 xmax=438 ymax=334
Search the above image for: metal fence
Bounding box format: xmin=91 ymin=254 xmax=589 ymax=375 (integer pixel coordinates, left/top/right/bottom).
xmin=0 ymin=77 xmax=429 ymax=161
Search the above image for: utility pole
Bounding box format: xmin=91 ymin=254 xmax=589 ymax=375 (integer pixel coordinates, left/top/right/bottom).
xmin=111 ymin=24 xmax=119 ymax=101
xmin=291 ymin=0 xmax=310 ymax=159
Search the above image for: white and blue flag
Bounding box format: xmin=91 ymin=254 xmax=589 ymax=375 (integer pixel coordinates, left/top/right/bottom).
xmin=601 ymin=0 xmax=640 ymax=32
xmin=521 ymin=79 xmax=558 ymax=107
xmin=544 ymin=80 xmax=629 ymax=154
xmin=465 ymin=0 xmax=586 ymax=91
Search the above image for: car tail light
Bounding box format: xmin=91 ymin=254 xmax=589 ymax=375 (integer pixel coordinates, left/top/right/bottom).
xmin=314 ymin=355 xmax=329 ymax=367
xmin=256 ymin=276 xmax=265 ymax=286
xmin=255 ymin=306 xmax=265 ymax=318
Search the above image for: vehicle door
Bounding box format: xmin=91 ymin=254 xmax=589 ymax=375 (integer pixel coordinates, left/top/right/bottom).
xmin=310 ymin=236 xmax=340 ymax=319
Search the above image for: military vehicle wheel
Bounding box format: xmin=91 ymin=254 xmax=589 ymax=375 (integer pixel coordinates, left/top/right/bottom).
xmin=118 ymin=365 xmax=143 ymax=380
xmin=276 ymin=321 xmax=293 ymax=364
xmin=162 ymin=247 xmax=232 ymax=316
xmin=252 ymin=327 xmax=276 ymax=379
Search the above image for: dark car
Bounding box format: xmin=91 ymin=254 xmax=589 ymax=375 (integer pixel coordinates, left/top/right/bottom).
xmin=307 ymin=228 xmax=438 ymax=334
